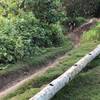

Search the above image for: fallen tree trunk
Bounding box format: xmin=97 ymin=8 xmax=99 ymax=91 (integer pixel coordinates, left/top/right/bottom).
xmin=30 ymin=44 xmax=100 ymax=100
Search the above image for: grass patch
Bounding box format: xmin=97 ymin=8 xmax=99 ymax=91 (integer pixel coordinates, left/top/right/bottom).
xmin=52 ymin=55 xmax=100 ymax=100
xmin=3 ymin=41 xmax=100 ymax=100
xmin=52 ymin=22 xmax=100 ymax=100
xmin=9 ymin=88 xmax=40 ymax=100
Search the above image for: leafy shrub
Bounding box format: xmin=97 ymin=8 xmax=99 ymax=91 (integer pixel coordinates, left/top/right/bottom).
xmin=0 ymin=12 xmax=66 ymax=63
xmin=15 ymin=13 xmax=65 ymax=47
xmin=49 ymin=24 xmax=65 ymax=46
xmin=62 ymin=17 xmax=86 ymax=32
xmin=23 ymin=0 xmax=65 ymax=24
xmin=75 ymin=17 xmax=86 ymax=26
xmin=0 ymin=1 xmax=73 ymax=64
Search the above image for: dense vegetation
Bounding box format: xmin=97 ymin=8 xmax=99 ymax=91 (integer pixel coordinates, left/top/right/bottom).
xmin=82 ymin=22 xmax=100 ymax=41
xmin=64 ymin=0 xmax=100 ymax=18
xmin=0 ymin=0 xmax=68 ymax=64
xmin=0 ymin=0 xmax=100 ymax=100
xmin=0 ymin=0 xmax=99 ymax=64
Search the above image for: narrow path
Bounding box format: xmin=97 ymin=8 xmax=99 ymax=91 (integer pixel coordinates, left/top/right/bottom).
xmin=0 ymin=53 xmax=69 ymax=99
xmin=68 ymin=18 xmax=97 ymax=46
xmin=0 ymin=18 xmax=99 ymax=99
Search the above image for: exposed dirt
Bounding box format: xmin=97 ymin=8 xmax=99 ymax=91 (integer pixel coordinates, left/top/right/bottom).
xmin=0 ymin=18 xmax=99 ymax=99
xmin=0 ymin=50 xmax=68 ymax=90
xmin=0 ymin=53 xmax=69 ymax=99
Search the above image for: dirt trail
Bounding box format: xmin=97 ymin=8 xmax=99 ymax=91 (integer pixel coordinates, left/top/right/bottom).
xmin=67 ymin=18 xmax=97 ymax=46
xmin=0 ymin=18 xmax=99 ymax=99
xmin=0 ymin=53 xmax=69 ymax=99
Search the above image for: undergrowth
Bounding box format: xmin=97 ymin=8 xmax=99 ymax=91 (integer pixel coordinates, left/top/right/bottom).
xmin=82 ymin=22 xmax=100 ymax=41
xmin=0 ymin=41 xmax=72 ymax=75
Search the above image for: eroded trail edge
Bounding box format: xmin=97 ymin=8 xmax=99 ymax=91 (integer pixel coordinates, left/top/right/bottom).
xmin=30 ymin=45 xmax=100 ymax=100
xmin=0 ymin=53 xmax=69 ymax=99
xmin=0 ymin=18 xmax=98 ymax=99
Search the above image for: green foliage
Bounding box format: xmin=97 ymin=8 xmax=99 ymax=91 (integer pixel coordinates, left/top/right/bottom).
xmin=64 ymin=0 xmax=100 ymax=18
xmin=62 ymin=17 xmax=86 ymax=32
xmin=0 ymin=0 xmax=22 ymax=17
xmin=0 ymin=11 xmax=67 ymax=64
xmin=24 ymin=0 xmax=65 ymax=24
xmin=75 ymin=17 xmax=86 ymax=26
xmin=0 ymin=0 xmax=68 ymax=64
xmin=4 ymin=41 xmax=100 ymax=100
xmin=82 ymin=22 xmax=100 ymax=41
xmin=49 ymin=23 xmax=65 ymax=46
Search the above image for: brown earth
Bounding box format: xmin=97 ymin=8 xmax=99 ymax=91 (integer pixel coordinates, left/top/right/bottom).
xmin=0 ymin=52 xmax=66 ymax=92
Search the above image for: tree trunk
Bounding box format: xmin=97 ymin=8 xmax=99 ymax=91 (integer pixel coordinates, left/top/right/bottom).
xmin=30 ymin=44 xmax=100 ymax=100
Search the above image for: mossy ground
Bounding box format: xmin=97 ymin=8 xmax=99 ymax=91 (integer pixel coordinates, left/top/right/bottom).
xmin=0 ymin=38 xmax=72 ymax=75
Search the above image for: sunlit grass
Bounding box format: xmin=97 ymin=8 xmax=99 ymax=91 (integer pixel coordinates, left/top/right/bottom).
xmin=2 ymin=22 xmax=100 ymax=100
xmin=82 ymin=22 xmax=100 ymax=41
xmin=52 ymin=55 xmax=100 ymax=100
xmin=3 ymin=41 xmax=100 ymax=100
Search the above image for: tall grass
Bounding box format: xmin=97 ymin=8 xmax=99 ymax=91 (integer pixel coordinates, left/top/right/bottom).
xmin=82 ymin=22 xmax=100 ymax=42
xmin=3 ymin=41 xmax=100 ymax=100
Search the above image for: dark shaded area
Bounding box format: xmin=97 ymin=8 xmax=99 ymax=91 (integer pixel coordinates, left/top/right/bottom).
xmin=95 ymin=2 xmax=100 ymax=18
xmin=83 ymin=55 xmax=100 ymax=72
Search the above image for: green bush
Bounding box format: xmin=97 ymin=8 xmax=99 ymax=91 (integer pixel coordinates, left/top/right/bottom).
xmin=23 ymin=0 xmax=65 ymax=24
xmin=0 ymin=12 xmax=66 ymax=63
xmin=75 ymin=17 xmax=86 ymax=26
xmin=0 ymin=1 xmax=73 ymax=64
xmin=64 ymin=0 xmax=100 ymax=18
xmin=62 ymin=17 xmax=86 ymax=32
xmin=15 ymin=12 xmax=65 ymax=47
xmin=49 ymin=24 xmax=65 ymax=46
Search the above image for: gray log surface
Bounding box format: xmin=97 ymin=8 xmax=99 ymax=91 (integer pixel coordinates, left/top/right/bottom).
xmin=30 ymin=44 xmax=100 ymax=100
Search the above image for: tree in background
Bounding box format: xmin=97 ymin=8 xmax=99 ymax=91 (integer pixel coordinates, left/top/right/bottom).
xmin=64 ymin=0 xmax=100 ymax=18
xmin=21 ymin=0 xmax=65 ymax=24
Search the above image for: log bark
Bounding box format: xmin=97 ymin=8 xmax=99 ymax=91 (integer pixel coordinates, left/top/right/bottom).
xmin=30 ymin=44 xmax=100 ymax=100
